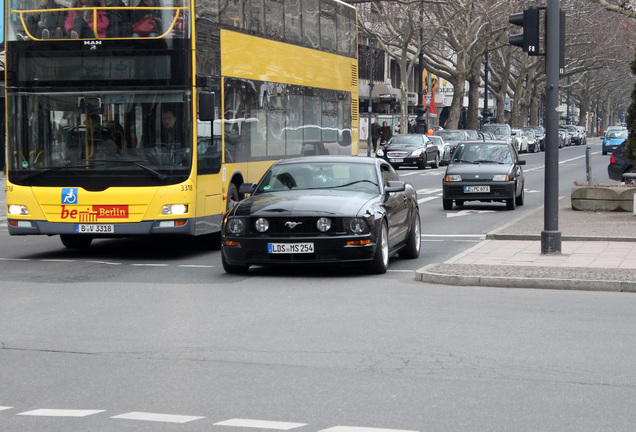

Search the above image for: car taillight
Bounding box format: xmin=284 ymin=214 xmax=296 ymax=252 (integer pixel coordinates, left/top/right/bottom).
xmin=610 ymin=154 xmax=616 ymax=164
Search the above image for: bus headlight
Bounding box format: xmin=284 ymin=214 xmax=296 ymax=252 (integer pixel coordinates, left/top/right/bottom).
xmin=8 ymin=205 xmax=29 ymax=215
xmin=162 ymin=204 xmax=188 ymax=215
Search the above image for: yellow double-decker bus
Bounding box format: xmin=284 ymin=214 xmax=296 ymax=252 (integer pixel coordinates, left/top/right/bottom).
xmin=4 ymin=0 xmax=359 ymax=248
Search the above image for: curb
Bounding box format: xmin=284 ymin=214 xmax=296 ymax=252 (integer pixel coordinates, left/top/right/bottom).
xmin=415 ymin=263 xmax=636 ymax=292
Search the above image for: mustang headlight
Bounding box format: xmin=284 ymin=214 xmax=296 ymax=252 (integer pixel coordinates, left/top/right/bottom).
xmin=376 ymin=148 xmax=384 ymax=157
xmin=445 ymin=175 xmax=462 ymax=182
xmin=227 ymin=217 xmax=246 ymax=235
xmin=255 ymin=217 xmax=269 ymax=233
xmin=492 ymin=174 xmax=510 ymax=181
xmin=316 ymin=217 xmax=332 ymax=232
xmin=346 ymin=217 xmax=369 ymax=235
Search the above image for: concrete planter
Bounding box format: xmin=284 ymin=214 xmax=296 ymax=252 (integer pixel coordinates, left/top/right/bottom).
xmin=571 ymin=185 xmax=636 ymax=212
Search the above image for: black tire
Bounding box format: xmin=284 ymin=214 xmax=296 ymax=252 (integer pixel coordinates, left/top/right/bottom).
xmin=226 ymin=182 xmax=240 ymax=212
xmin=400 ymin=212 xmax=421 ymax=259
xmin=430 ymin=152 xmax=439 ymax=169
xmin=367 ymin=221 xmax=389 ymax=274
xmin=506 ymin=196 xmax=517 ymax=210
xmin=60 ymin=235 xmax=92 ymax=249
xmin=418 ymin=157 xmax=427 ymax=170
xmin=455 ymin=200 xmax=464 ymax=206
xmin=442 ymin=198 xmax=453 ymax=210
xmin=222 ymin=252 xmax=249 ymax=274
xmin=516 ymin=185 xmax=525 ymax=206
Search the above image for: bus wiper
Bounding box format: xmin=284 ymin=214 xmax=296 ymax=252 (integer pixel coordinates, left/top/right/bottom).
xmin=21 ymin=159 xmax=168 ymax=181
xmin=86 ymin=158 xmax=168 ymax=181
xmin=21 ymin=164 xmax=93 ymax=181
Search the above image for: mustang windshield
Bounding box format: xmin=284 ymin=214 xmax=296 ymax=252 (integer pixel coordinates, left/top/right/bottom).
xmin=7 ymin=90 xmax=191 ymax=187
xmin=257 ymin=162 xmax=379 ymax=193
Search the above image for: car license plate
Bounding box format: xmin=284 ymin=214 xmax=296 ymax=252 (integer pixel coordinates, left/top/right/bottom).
xmin=75 ymin=224 xmax=114 ymax=234
xmin=464 ymin=186 xmax=490 ymax=193
xmin=389 ymin=158 xmax=404 ymax=163
xmin=268 ymin=243 xmax=314 ymax=254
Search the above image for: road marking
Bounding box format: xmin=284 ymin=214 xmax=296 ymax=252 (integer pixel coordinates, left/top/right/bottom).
xmin=112 ymin=411 xmax=204 ymax=423
xmin=41 ymin=259 xmax=75 ymax=262
xmin=130 ymin=263 xmax=169 ymax=267
xmin=446 ymin=210 xmax=495 ymax=218
xmin=214 ymin=418 xmax=307 ymax=429
xmin=319 ymin=427 xmax=419 ymax=432
xmin=417 ymin=196 xmax=437 ymax=204
xmin=559 ymin=155 xmax=585 ymax=164
xmin=421 ymin=234 xmax=486 ymax=238
xmin=179 ymin=264 xmax=214 ymax=268
xmin=0 ymin=406 xmax=12 ymax=411
xmin=18 ymin=409 xmax=105 ymax=417
xmin=85 ymin=260 xmax=122 ymax=265
xmin=416 ymin=188 xmax=442 ymax=194
xmin=0 ymin=257 xmax=30 ymax=261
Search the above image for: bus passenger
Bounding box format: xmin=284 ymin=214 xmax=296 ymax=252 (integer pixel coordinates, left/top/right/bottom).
xmin=105 ymin=0 xmax=132 ymax=38
xmin=161 ymin=109 xmax=179 ymax=145
xmin=64 ymin=0 xmax=109 ymax=38
xmin=27 ymin=0 xmax=65 ymax=39
xmin=132 ymin=0 xmax=162 ymax=37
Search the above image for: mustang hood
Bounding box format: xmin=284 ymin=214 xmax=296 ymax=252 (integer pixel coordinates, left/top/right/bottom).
xmin=447 ymin=162 xmax=513 ymax=180
xmin=232 ymin=191 xmax=375 ymax=217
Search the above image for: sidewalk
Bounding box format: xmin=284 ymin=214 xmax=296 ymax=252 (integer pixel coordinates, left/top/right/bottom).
xmin=416 ymin=198 xmax=636 ymax=292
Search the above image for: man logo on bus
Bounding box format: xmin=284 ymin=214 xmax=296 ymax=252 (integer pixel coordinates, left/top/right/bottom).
xmin=61 ymin=188 xmax=78 ymax=205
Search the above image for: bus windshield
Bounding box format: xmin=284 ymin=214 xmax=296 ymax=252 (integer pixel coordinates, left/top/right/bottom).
xmin=7 ymin=90 xmax=192 ymax=187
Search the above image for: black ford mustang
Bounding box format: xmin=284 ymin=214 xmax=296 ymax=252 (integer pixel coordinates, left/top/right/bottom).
xmin=221 ymin=156 xmax=421 ymax=274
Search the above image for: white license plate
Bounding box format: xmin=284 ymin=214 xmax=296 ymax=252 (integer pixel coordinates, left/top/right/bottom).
xmin=268 ymin=243 xmax=314 ymax=254
xmin=389 ymin=158 xmax=404 ymax=163
xmin=464 ymin=186 xmax=490 ymax=193
xmin=75 ymin=224 xmax=115 ymax=234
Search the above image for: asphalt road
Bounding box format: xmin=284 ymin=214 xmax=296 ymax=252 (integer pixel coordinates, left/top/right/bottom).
xmin=3 ymin=138 xmax=636 ymax=431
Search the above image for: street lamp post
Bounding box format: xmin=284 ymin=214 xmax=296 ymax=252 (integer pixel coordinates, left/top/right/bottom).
xmin=367 ymin=40 xmax=374 ymax=157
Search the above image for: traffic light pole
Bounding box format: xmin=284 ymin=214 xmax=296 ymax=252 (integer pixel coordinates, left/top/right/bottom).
xmin=542 ymin=0 xmax=562 ymax=254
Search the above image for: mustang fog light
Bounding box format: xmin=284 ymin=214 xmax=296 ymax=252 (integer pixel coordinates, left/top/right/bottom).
xmin=445 ymin=175 xmax=462 ymax=182
xmin=255 ymin=218 xmax=269 ymax=233
xmin=492 ymin=174 xmax=509 ymax=181
xmin=347 ymin=217 xmax=368 ymax=234
xmin=227 ymin=218 xmax=245 ymax=235
xmin=8 ymin=205 xmax=29 ymax=215
xmin=162 ymin=204 xmax=188 ymax=215
xmin=317 ymin=217 xmax=332 ymax=232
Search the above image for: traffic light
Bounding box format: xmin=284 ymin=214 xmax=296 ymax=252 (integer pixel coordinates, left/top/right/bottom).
xmin=509 ymin=6 xmax=540 ymax=55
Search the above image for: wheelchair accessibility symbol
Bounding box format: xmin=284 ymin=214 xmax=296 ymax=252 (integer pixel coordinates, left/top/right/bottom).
xmin=61 ymin=188 xmax=78 ymax=205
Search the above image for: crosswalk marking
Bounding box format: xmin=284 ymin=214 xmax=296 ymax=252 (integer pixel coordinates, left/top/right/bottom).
xmin=17 ymin=409 xmax=106 ymax=417
xmin=214 ymin=418 xmax=307 ymax=429
xmin=111 ymin=411 xmax=204 ymax=423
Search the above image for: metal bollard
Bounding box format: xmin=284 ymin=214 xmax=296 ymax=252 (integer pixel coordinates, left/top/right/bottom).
xmin=586 ymin=146 xmax=592 ymax=184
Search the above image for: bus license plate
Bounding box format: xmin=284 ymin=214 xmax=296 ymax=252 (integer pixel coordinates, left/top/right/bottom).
xmin=75 ymin=224 xmax=115 ymax=234
xmin=464 ymin=186 xmax=490 ymax=193
xmin=268 ymin=243 xmax=314 ymax=254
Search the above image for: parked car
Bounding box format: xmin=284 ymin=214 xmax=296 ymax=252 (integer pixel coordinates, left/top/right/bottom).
xmin=602 ymin=128 xmax=629 ymax=155
xmin=523 ymin=126 xmax=545 ymax=151
xmin=427 ymin=135 xmax=452 ymax=165
xmin=523 ymin=129 xmax=539 ymax=153
xmin=574 ymin=125 xmax=587 ymax=145
xmin=512 ymin=128 xmax=528 ymax=152
xmin=479 ymin=131 xmax=497 ymax=140
xmin=377 ymin=133 xmax=439 ymax=169
xmin=442 ymin=140 xmax=526 ymax=210
xmin=462 ymin=129 xmax=480 ymax=140
xmin=480 ymin=123 xmax=514 ymax=147
xmin=560 ymin=125 xmax=581 ymax=145
xmin=608 ymin=141 xmax=635 ymax=182
xmin=221 ymin=156 xmax=421 ymax=274
xmin=558 ymin=129 xmax=570 ymax=148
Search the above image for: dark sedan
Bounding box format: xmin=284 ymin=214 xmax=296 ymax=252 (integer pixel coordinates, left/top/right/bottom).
xmin=377 ymin=133 xmax=439 ymax=169
xmin=442 ymin=141 xmax=526 ymax=210
xmin=221 ymin=156 xmax=421 ymax=274
xmin=608 ymin=140 xmax=635 ymax=182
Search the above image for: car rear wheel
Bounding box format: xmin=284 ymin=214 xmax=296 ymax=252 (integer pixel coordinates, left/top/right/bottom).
xmin=515 ymin=186 xmax=525 ymax=206
xmin=60 ymin=235 xmax=92 ymax=249
xmin=506 ymin=196 xmax=517 ymax=210
xmin=222 ymin=252 xmax=250 ymax=274
xmin=400 ymin=212 xmax=421 ymax=259
xmin=367 ymin=222 xmax=389 ymax=274
xmin=430 ymin=152 xmax=439 ymax=169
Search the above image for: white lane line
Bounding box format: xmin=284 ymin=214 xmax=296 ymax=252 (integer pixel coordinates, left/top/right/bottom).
xmin=416 ymin=188 xmax=442 ymax=194
xmin=85 ymin=260 xmax=122 ymax=266
xmin=417 ymin=196 xmax=438 ymax=204
xmin=0 ymin=258 xmax=31 ymax=261
xmin=130 ymin=263 xmax=169 ymax=267
xmin=18 ymin=409 xmax=105 ymax=417
xmin=214 ymin=418 xmax=307 ymax=429
xmin=420 ymin=234 xmax=486 ymax=238
xmin=41 ymin=259 xmax=75 ymax=262
xmin=112 ymin=412 xmax=204 ymax=423
xmin=0 ymin=406 xmax=13 ymax=411
xmin=319 ymin=427 xmax=419 ymax=432
xmin=178 ymin=264 xmax=214 ymax=268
